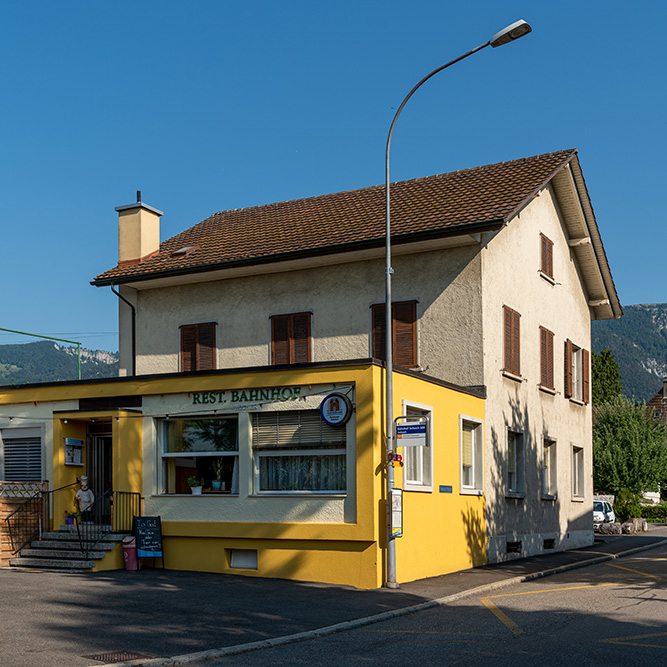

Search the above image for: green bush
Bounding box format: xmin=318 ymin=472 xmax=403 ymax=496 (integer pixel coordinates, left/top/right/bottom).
xmin=614 ymin=489 xmax=643 ymax=520
xmin=640 ymin=503 xmax=667 ymax=523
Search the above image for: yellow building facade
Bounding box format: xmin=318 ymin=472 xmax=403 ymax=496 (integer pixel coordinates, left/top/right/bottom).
xmin=0 ymin=360 xmax=484 ymax=589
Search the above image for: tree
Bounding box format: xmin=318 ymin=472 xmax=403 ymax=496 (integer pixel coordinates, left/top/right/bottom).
xmin=593 ymin=396 xmax=667 ymax=494
xmin=591 ymin=348 xmax=623 ymax=405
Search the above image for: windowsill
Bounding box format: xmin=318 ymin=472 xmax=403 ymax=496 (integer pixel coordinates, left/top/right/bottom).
xmin=460 ymin=488 xmax=483 ymax=496
xmin=539 ymin=271 xmax=556 ymax=285
xmin=541 ymin=493 xmax=558 ymax=502
xmin=157 ymin=493 xmax=239 ymax=497
xmin=569 ymin=397 xmax=585 ymax=406
xmin=571 ymin=495 xmax=585 ymax=503
xmin=505 ymin=491 xmax=525 ymax=500
xmin=404 ymin=486 xmax=433 ymax=493
xmin=502 ymin=370 xmax=523 ymax=383
xmin=249 ymin=493 xmax=347 ymax=498
xmin=539 ymin=385 xmax=557 ymax=395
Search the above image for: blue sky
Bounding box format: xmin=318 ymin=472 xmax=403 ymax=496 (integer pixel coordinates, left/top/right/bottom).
xmin=1 ymin=1 xmax=665 ymax=353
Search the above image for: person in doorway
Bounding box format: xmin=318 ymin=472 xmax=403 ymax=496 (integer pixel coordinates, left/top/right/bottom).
xmin=75 ymin=476 xmax=95 ymax=522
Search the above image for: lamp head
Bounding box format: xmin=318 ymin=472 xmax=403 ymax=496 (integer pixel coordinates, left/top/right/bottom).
xmin=489 ymin=19 xmax=532 ymax=48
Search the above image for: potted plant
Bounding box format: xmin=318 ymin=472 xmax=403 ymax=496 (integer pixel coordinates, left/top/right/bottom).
xmin=187 ymin=475 xmax=204 ymax=495
xmin=64 ymin=509 xmax=77 ymax=526
xmin=211 ymin=460 xmax=223 ymax=490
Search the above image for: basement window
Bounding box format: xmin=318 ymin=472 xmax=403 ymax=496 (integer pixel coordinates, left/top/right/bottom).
xmin=506 ymin=540 xmax=522 ymax=555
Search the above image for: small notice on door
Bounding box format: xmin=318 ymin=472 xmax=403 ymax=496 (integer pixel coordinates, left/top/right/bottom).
xmin=133 ymin=516 xmax=163 ymax=558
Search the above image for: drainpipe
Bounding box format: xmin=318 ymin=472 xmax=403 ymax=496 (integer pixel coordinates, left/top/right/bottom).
xmin=110 ymin=285 xmax=136 ymax=376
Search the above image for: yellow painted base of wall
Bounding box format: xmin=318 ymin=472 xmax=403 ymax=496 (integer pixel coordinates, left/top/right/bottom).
xmin=92 ymin=541 xmax=126 ymax=571
xmin=158 ymin=536 xmax=383 ymax=589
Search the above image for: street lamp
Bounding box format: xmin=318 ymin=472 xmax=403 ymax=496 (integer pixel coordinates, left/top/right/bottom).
xmin=383 ymin=19 xmax=532 ymax=588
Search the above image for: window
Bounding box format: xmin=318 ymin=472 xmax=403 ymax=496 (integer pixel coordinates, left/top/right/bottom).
xmin=252 ymin=410 xmax=346 ymax=493
xmin=371 ymin=301 xmax=418 ymax=368
xmin=542 ymin=438 xmax=557 ymax=497
xmin=540 ymin=233 xmax=554 ymax=280
xmin=1 ymin=428 xmax=42 ymax=482
xmin=503 ymin=306 xmax=521 ymax=376
xmin=565 ymin=340 xmax=590 ymax=403
xmin=161 ymin=415 xmax=238 ymax=494
xmin=460 ymin=417 xmax=483 ymax=494
xmin=571 ymin=445 xmax=584 ymax=498
xmin=507 ymin=430 xmax=524 ymax=495
xmin=539 ymin=327 xmax=555 ymax=389
xmin=271 ymin=312 xmax=311 ymax=365
xmin=402 ymin=401 xmax=433 ymax=492
xmin=180 ymin=322 xmax=216 ymax=372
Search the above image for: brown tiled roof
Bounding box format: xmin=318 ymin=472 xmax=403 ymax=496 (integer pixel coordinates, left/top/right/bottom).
xmin=93 ymin=149 xmax=577 ymax=286
xmin=646 ymin=384 xmax=667 ymax=427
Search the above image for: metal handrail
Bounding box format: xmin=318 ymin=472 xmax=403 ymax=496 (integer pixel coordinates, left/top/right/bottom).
xmin=4 ymin=480 xmax=79 ymax=554
xmin=74 ymin=490 xmax=142 ymax=558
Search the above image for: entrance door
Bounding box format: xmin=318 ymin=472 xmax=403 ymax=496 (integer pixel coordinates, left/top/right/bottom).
xmin=87 ymin=431 xmax=113 ymax=524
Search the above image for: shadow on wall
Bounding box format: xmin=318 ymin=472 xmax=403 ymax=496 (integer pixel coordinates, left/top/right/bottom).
xmin=461 ymin=505 xmax=487 ymax=567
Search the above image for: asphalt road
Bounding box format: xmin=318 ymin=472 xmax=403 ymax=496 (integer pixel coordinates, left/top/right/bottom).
xmin=210 ymin=544 xmax=667 ymax=667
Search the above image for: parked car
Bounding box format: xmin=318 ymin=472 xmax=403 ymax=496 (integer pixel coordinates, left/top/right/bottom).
xmin=593 ymin=500 xmax=616 ymax=529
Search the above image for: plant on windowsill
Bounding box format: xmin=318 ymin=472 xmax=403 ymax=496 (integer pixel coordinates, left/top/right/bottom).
xmin=211 ymin=460 xmax=223 ymax=491
xmin=187 ymin=475 xmax=204 ymax=495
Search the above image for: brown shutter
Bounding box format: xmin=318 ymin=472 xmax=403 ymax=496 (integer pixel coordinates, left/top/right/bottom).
xmin=547 ymin=330 xmax=554 ymax=388
xmin=564 ymin=339 xmax=573 ymax=398
xmin=271 ymin=315 xmax=290 ymax=365
xmin=504 ymin=307 xmax=513 ymax=372
xmin=541 ymin=234 xmax=553 ymax=278
xmin=512 ymin=310 xmax=521 ymax=376
xmin=540 ymin=328 xmax=548 ymax=386
xmin=371 ymin=303 xmax=386 ymax=361
xmin=582 ymin=348 xmax=590 ymax=404
xmin=292 ymin=312 xmax=311 ymax=363
xmin=393 ymin=301 xmax=417 ymax=367
xmin=180 ymin=324 xmax=196 ymax=372
xmin=197 ymin=322 xmax=216 ymax=370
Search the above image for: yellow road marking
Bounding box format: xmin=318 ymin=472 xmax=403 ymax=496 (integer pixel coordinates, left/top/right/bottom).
xmin=606 ymin=563 xmax=661 ymax=578
xmin=601 ymin=631 xmax=667 ymax=649
xmin=487 ymin=583 xmax=617 ymax=599
xmin=480 ymin=597 xmax=524 ymax=636
xmin=363 ymin=629 xmax=496 ymax=637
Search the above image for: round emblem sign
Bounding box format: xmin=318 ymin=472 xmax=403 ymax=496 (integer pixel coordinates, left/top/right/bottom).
xmin=320 ymin=392 xmax=352 ymax=427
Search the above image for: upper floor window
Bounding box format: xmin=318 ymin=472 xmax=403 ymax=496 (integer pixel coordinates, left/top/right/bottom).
xmin=371 ymin=300 xmax=418 ymax=368
xmin=271 ymin=312 xmax=311 ymax=365
xmin=539 ymin=326 xmax=555 ymax=390
xmin=565 ymin=339 xmax=590 ymax=404
xmin=503 ymin=306 xmax=521 ymax=377
xmin=180 ymin=322 xmax=217 ymax=372
xmin=540 ymin=233 xmax=554 ymax=280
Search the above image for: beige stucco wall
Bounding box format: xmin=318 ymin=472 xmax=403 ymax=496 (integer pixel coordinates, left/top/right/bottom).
xmin=122 ymin=245 xmax=484 ymax=388
xmin=480 ymin=185 xmax=593 ymax=562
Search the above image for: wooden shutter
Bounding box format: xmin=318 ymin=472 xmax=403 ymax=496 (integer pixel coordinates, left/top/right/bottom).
xmin=180 ymin=323 xmax=216 ymax=372
xmin=292 ymin=312 xmax=311 ymax=363
xmin=540 ymin=327 xmax=554 ymax=389
xmin=393 ymin=301 xmax=417 ymax=367
xmin=582 ymin=348 xmax=590 ymax=404
xmin=371 ymin=303 xmax=386 ymax=361
xmin=371 ymin=301 xmax=416 ymax=367
xmin=541 ymin=234 xmax=553 ymax=278
xmin=271 ymin=313 xmax=311 ymax=365
xmin=504 ymin=306 xmax=520 ymax=375
xmin=564 ymin=339 xmax=573 ymax=398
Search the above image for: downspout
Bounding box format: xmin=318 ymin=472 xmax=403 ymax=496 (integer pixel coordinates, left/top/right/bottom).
xmin=110 ymin=285 xmax=136 ymax=376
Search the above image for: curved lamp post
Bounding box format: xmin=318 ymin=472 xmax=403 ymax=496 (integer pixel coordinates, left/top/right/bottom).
xmin=384 ymin=19 xmax=532 ymax=588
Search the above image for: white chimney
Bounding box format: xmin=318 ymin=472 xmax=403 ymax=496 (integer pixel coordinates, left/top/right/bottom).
xmin=115 ymin=192 xmax=163 ymax=265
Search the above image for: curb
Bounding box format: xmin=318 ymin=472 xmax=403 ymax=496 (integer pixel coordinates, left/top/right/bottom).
xmin=109 ymin=538 xmax=667 ymax=667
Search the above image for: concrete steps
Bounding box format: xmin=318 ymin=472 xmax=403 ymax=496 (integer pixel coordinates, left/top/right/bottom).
xmin=9 ymin=526 xmax=128 ymax=573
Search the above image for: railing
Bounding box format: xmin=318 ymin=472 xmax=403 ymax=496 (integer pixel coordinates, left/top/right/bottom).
xmin=75 ymin=490 xmax=142 ymax=558
xmin=3 ymin=481 xmax=76 ymax=555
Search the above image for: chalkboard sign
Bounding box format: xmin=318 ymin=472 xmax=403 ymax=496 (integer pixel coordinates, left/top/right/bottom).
xmin=133 ymin=516 xmax=163 ymax=558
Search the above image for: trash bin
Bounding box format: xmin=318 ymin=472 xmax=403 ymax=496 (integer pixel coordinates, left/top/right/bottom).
xmin=122 ymin=536 xmax=140 ymax=570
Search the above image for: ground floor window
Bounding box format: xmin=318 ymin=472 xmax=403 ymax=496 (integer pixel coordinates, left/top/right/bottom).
xmin=402 ymin=401 xmax=433 ymax=492
xmin=460 ymin=416 xmax=483 ymax=493
xmin=507 ymin=429 xmax=525 ymax=495
xmin=571 ymin=445 xmax=584 ymax=498
xmin=252 ymin=410 xmax=346 ymax=493
xmin=0 ymin=428 xmax=42 ymax=482
xmin=543 ymin=438 xmax=557 ymax=497
xmin=161 ymin=415 xmax=239 ymax=494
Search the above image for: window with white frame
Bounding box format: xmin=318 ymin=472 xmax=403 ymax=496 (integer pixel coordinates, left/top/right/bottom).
xmin=1 ymin=428 xmax=43 ymax=482
xmin=542 ymin=438 xmax=557 ymax=497
xmin=460 ymin=416 xmax=483 ymax=494
xmin=565 ymin=339 xmax=590 ymax=404
xmin=571 ymin=445 xmax=584 ymax=498
xmin=161 ymin=415 xmax=239 ymax=494
xmin=507 ymin=430 xmax=525 ymax=495
xmin=252 ymin=410 xmax=346 ymax=493
xmin=402 ymin=401 xmax=433 ymax=492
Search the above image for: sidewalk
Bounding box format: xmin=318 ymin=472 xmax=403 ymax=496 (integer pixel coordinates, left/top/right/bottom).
xmin=2 ymin=526 xmax=666 ymax=667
